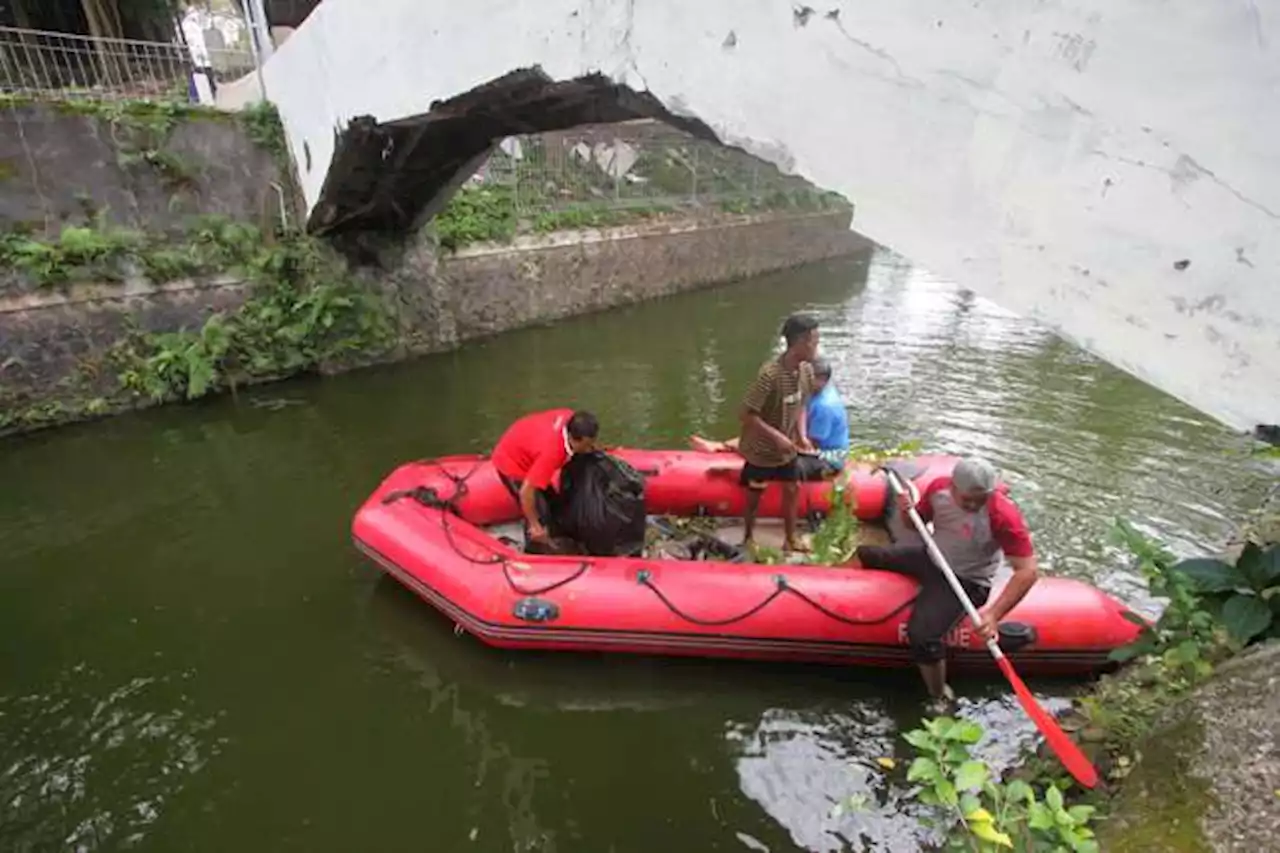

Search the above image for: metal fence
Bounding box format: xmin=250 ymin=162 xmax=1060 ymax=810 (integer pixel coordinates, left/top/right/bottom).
xmin=467 ymin=120 xmax=844 ymax=216
xmin=0 ymin=26 xmax=255 ymax=102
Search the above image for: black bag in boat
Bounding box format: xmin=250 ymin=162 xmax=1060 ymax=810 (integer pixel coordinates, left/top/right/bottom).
xmin=550 ymin=451 xmax=647 ymax=557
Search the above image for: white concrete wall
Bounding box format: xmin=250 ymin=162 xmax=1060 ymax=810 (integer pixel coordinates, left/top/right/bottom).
xmin=256 ymin=0 xmax=1280 ymax=434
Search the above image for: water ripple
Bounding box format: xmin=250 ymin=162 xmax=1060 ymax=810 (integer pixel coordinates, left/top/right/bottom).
xmin=0 ymin=666 xmax=222 ymax=853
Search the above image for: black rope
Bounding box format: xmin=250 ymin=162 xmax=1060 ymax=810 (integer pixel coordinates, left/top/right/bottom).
xmin=636 ymin=570 xmax=917 ymax=628
xmin=637 ymin=572 xmax=789 ymax=626
xmin=503 ymin=561 xmax=590 ymax=596
xmin=782 ymin=582 xmax=915 ymax=627
xmin=386 ymin=459 xmax=590 ymax=595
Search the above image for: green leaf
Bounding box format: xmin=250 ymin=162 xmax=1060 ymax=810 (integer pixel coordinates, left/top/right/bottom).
xmin=1109 ymin=630 xmax=1157 ymax=661
xmin=1073 ymin=839 xmax=1100 ymax=853
xmin=1221 ymin=594 xmax=1273 ymax=643
xmin=1237 ymin=542 xmax=1280 ymax=589
xmin=904 ymin=727 xmax=933 ymax=751
xmin=1027 ymin=802 xmax=1054 ymax=830
xmin=1045 ymin=785 xmax=1064 ymax=812
xmin=1172 ymin=635 xmax=1203 ymax=660
xmin=955 ymin=761 xmax=989 ymax=792
xmin=936 ymin=779 xmax=958 ymax=807
xmin=1172 ymin=557 xmax=1245 ymax=592
xmin=951 ymin=720 xmax=984 ymax=744
xmin=959 ymin=792 xmax=983 ymax=817
xmin=1067 ymin=804 xmax=1096 ymax=823
xmin=965 ymin=806 xmax=994 ymax=823
xmin=1003 ymin=780 xmax=1033 ymax=804
xmin=969 ymin=820 xmax=1013 ymax=848
xmin=907 ymin=757 xmax=940 ymax=784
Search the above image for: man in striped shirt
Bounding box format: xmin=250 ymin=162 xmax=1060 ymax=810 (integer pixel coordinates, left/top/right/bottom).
xmin=689 ymin=357 xmax=849 ymax=478
xmin=735 ymin=313 xmax=821 ymax=553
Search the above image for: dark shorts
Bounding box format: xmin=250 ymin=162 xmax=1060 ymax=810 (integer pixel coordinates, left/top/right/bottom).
xmin=740 ymin=458 xmax=800 ymax=488
xmin=856 ymin=543 xmax=991 ymax=664
xmin=795 ymin=454 xmax=841 ymax=482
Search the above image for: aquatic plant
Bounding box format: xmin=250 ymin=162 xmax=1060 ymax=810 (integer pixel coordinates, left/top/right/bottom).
xmin=810 ymin=475 xmax=860 ymax=565
xmin=807 ymin=440 xmax=924 ymax=567
xmin=901 ymin=717 xmax=1099 ymax=852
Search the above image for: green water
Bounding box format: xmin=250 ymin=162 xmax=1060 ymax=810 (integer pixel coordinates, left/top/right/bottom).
xmin=0 ymin=248 xmax=1272 ymax=852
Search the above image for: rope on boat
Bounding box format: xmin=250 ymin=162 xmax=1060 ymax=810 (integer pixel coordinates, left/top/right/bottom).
xmin=635 ymin=570 xmax=913 ymax=628
xmin=386 ymin=458 xmax=916 ymax=629
xmin=385 ymin=461 xmax=589 ymax=596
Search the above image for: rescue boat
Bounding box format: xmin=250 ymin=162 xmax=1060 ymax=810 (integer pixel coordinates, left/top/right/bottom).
xmin=351 ymin=451 xmax=1143 ymax=674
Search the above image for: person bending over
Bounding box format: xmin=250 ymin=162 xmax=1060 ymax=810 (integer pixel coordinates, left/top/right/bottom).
xmin=491 ymin=408 xmax=599 ymax=548
xmin=690 ymin=357 xmax=849 ymax=480
xmin=736 ymin=314 xmax=820 ymax=553
xmin=854 ymin=457 xmax=1039 ymax=710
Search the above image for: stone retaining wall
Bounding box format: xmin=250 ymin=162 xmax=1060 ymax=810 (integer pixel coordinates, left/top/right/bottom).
xmin=0 ymin=208 xmax=866 ymax=431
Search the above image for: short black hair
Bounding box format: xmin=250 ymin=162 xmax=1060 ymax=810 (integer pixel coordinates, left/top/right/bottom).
xmin=781 ymin=313 xmax=819 ymax=347
xmin=812 ymin=357 xmax=833 ymax=380
xmin=567 ymin=410 xmax=599 ymax=440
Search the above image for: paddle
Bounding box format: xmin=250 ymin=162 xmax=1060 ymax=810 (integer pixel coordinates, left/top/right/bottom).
xmin=883 ymin=466 xmax=1100 ymax=789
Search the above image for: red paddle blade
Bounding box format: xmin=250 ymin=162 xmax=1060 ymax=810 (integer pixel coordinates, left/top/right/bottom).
xmin=996 ymin=655 xmax=1099 ymax=789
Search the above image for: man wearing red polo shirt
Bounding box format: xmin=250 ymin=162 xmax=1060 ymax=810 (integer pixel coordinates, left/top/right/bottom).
xmin=491 ymin=408 xmax=600 ymax=546
xmin=856 ymin=457 xmax=1039 ymax=710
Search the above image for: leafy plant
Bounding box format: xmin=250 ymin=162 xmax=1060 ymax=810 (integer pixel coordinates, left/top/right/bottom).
xmin=239 ymin=101 xmax=288 ymax=161
xmin=1168 ymin=541 xmax=1280 ymax=645
xmin=434 ymin=186 xmax=519 ymax=250
xmin=810 ymin=476 xmax=860 ymax=565
xmin=0 ymin=224 xmax=142 ymax=284
xmin=1107 ymin=519 xmax=1225 ymax=682
xmin=904 ymin=717 xmax=1098 ymax=852
xmin=112 ymin=231 xmax=394 ymax=405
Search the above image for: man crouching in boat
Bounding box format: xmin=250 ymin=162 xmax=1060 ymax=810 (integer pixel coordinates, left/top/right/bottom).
xmin=689 ymin=356 xmax=850 ymax=481
xmin=736 ymin=313 xmax=821 ymax=554
xmin=491 ymin=409 xmax=599 ymax=551
xmin=855 ymin=457 xmax=1039 ymax=711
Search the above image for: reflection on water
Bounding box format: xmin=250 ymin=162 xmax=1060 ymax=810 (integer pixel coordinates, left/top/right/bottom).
xmin=0 ymin=245 xmax=1273 ymax=852
xmin=0 ymin=666 xmax=220 ymax=853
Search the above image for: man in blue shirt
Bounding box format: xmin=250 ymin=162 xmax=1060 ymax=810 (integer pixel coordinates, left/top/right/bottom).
xmin=690 ymin=358 xmax=850 ymax=480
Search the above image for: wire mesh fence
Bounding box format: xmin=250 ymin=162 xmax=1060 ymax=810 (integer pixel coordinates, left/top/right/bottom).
xmin=0 ymin=26 xmax=254 ymax=102
xmin=466 ymin=120 xmax=846 ymax=218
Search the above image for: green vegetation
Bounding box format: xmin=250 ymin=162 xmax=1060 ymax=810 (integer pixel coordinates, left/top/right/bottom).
xmin=110 ymin=231 xmax=393 ymax=404
xmin=1054 ymin=521 xmax=1279 ymax=765
xmin=897 ymin=716 xmax=1099 ymax=852
xmin=238 ymin=101 xmax=288 ymax=162
xmin=1109 ymin=519 xmax=1278 ymax=666
xmin=431 ymin=129 xmax=853 ymax=252
xmin=876 ymin=505 xmax=1278 ymax=849
xmin=0 ymin=215 xmax=262 ymax=287
xmin=807 ymin=439 xmax=924 ymax=566
xmin=0 ymin=219 xmax=394 ymax=435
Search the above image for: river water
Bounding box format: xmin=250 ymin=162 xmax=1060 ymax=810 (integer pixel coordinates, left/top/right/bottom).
xmin=0 ymin=246 xmax=1273 ymax=853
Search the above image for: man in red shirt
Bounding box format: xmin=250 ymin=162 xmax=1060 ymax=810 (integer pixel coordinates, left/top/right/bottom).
xmin=491 ymin=409 xmax=600 ymax=547
xmin=855 ymin=457 xmax=1039 ymax=709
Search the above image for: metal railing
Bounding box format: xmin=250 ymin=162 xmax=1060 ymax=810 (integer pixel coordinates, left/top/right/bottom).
xmin=467 ymin=120 xmax=847 ymax=216
xmin=0 ymin=26 xmax=255 ymax=102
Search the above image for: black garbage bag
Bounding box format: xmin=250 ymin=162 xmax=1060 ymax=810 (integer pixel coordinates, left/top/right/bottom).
xmin=550 ymin=451 xmax=647 ymax=557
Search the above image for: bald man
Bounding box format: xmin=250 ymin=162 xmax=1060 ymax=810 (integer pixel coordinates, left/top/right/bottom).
xmin=856 ymin=457 xmax=1039 ymax=709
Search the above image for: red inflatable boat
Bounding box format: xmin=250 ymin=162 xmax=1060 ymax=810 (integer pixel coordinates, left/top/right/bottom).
xmin=352 ymin=451 xmax=1142 ymax=675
